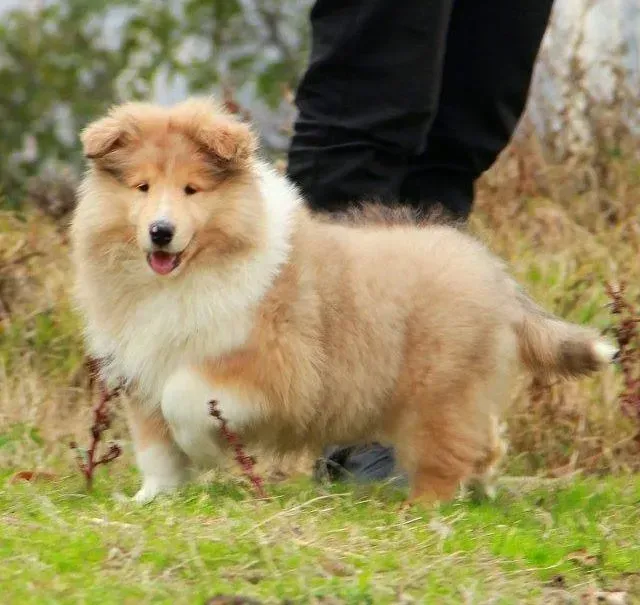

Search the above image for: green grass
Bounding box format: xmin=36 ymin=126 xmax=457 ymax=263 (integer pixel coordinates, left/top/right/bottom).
xmin=2 ymin=467 xmax=640 ymax=604
xmin=2 ymin=152 xmax=640 ymax=603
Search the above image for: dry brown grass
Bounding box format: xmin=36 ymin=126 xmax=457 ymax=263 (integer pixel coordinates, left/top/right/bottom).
xmin=471 ymin=123 xmax=640 ymax=476
xmin=1 ymin=116 xmax=639 ymax=479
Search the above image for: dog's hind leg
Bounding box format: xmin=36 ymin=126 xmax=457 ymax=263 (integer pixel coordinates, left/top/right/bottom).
xmin=394 ymin=398 xmax=482 ymax=506
xmin=394 ymin=372 xmax=511 ymax=507
xmin=464 ymin=415 xmax=508 ymax=501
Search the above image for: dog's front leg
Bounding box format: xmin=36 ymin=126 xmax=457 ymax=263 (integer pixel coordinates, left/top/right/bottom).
xmin=127 ymin=404 xmax=191 ymax=504
xmin=161 ymin=366 xmax=260 ymax=467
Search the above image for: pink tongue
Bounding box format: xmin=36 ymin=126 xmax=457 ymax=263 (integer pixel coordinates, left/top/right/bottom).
xmin=149 ymin=252 xmax=177 ymax=275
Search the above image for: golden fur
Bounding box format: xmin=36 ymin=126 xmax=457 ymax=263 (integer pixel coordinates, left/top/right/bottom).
xmin=70 ymin=98 xmax=617 ymax=505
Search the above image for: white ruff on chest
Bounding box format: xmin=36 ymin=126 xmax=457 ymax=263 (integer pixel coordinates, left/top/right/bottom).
xmin=84 ymin=165 xmax=298 ymax=405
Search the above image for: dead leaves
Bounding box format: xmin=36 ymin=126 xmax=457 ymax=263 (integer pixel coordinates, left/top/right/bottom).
xmin=544 ymin=575 xmax=629 ymax=605
xmin=318 ymin=557 xmax=354 ymax=578
xmin=544 ymin=552 xmax=634 ymax=605
xmin=567 ymin=549 xmax=601 ymax=568
xmin=205 ymin=597 xmax=263 ymax=605
xmin=582 ymin=588 xmax=628 ymax=605
xmin=8 ymin=470 xmax=58 ymax=484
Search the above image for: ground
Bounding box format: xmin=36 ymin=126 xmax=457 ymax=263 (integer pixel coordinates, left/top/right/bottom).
xmin=2 ymin=468 xmax=640 ymax=604
xmin=1 ymin=132 xmax=640 ymax=604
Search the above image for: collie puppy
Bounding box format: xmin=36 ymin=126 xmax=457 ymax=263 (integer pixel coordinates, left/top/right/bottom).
xmin=70 ymin=98 xmax=617 ymax=504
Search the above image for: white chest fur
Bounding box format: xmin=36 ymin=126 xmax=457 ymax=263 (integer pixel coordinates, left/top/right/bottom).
xmin=86 ymin=266 xmax=261 ymax=402
xmin=79 ymin=163 xmax=300 ymax=405
xmin=160 ymin=367 xmax=261 ymax=466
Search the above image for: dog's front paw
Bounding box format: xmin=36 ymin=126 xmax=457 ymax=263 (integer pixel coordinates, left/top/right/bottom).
xmin=132 ymin=480 xmax=176 ymax=505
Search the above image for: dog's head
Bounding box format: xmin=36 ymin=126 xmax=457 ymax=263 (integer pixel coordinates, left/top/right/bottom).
xmin=77 ymin=98 xmax=264 ymax=277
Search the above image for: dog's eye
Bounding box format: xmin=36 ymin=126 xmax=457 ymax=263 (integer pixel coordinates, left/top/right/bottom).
xmin=184 ymin=185 xmax=198 ymax=196
xmin=136 ymin=183 xmax=149 ymax=193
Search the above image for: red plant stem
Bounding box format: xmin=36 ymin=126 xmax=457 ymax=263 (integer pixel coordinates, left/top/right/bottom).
xmin=605 ymin=282 xmax=640 ymax=421
xmin=70 ymin=360 xmax=122 ymax=490
xmin=208 ymin=399 xmax=267 ymax=499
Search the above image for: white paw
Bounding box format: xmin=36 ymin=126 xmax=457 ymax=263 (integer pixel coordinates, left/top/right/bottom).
xmin=132 ymin=480 xmax=177 ymax=505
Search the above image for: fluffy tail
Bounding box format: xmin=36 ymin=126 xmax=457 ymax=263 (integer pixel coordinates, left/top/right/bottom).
xmin=514 ymin=287 xmax=618 ymax=378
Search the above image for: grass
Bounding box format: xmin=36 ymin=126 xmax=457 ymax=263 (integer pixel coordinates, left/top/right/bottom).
xmin=2 ymin=467 xmax=640 ymax=604
xmin=5 ymin=144 xmax=639 ymax=475
xmin=1 ymin=119 xmax=640 ymax=602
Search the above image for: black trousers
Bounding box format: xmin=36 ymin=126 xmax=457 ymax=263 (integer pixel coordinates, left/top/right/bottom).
xmin=288 ymin=0 xmax=554 ymax=220
xmin=287 ymin=0 xmax=554 ymax=482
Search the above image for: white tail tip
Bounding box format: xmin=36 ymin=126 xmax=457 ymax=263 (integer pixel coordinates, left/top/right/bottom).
xmin=592 ymin=340 xmax=619 ymax=364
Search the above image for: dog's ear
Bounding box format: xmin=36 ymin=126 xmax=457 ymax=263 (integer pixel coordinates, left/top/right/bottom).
xmin=80 ymin=105 xmax=142 ymax=160
xmin=81 ymin=116 xmax=125 ymax=160
xmin=195 ymin=119 xmax=257 ymax=167
xmin=175 ymin=98 xmax=258 ymax=169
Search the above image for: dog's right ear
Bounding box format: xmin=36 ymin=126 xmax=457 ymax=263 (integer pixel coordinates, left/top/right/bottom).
xmin=81 ymin=116 xmax=124 ymax=160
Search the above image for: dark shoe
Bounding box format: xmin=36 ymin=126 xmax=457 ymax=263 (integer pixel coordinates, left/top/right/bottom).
xmin=313 ymin=443 xmax=407 ymax=485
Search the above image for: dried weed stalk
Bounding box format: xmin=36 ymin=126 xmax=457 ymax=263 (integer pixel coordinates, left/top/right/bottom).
xmin=208 ymin=399 xmax=267 ymax=499
xmin=605 ymin=282 xmax=640 ymax=423
xmin=69 ymin=358 xmax=122 ymax=490
xmin=222 ymin=85 xmax=252 ymax=123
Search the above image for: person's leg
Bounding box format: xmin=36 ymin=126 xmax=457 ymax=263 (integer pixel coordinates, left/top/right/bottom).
xmin=287 ymin=0 xmax=455 ymax=213
xmin=289 ymin=0 xmax=455 ymax=484
xmin=290 ymin=0 xmax=554 ymax=485
xmin=399 ymin=0 xmax=555 ymax=219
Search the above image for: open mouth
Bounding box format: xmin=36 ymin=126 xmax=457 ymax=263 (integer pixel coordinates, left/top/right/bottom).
xmin=147 ymin=251 xmax=182 ymax=275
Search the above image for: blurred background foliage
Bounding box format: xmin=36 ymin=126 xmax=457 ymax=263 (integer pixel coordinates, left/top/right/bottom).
xmin=0 ymin=0 xmax=638 ymax=211
xmin=0 ymin=0 xmax=311 ymax=208
xmin=0 ymin=0 xmax=639 ymax=476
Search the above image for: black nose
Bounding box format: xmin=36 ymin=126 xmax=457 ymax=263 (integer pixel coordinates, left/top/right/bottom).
xmin=149 ymin=220 xmax=175 ymax=247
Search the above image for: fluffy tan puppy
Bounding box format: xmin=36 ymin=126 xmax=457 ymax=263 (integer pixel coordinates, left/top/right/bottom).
xmin=70 ymin=98 xmax=617 ymax=504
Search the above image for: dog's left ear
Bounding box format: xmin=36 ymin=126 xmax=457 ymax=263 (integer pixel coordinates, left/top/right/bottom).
xmin=176 ymin=98 xmax=258 ymax=169
xmin=196 ymin=119 xmax=257 ymax=168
